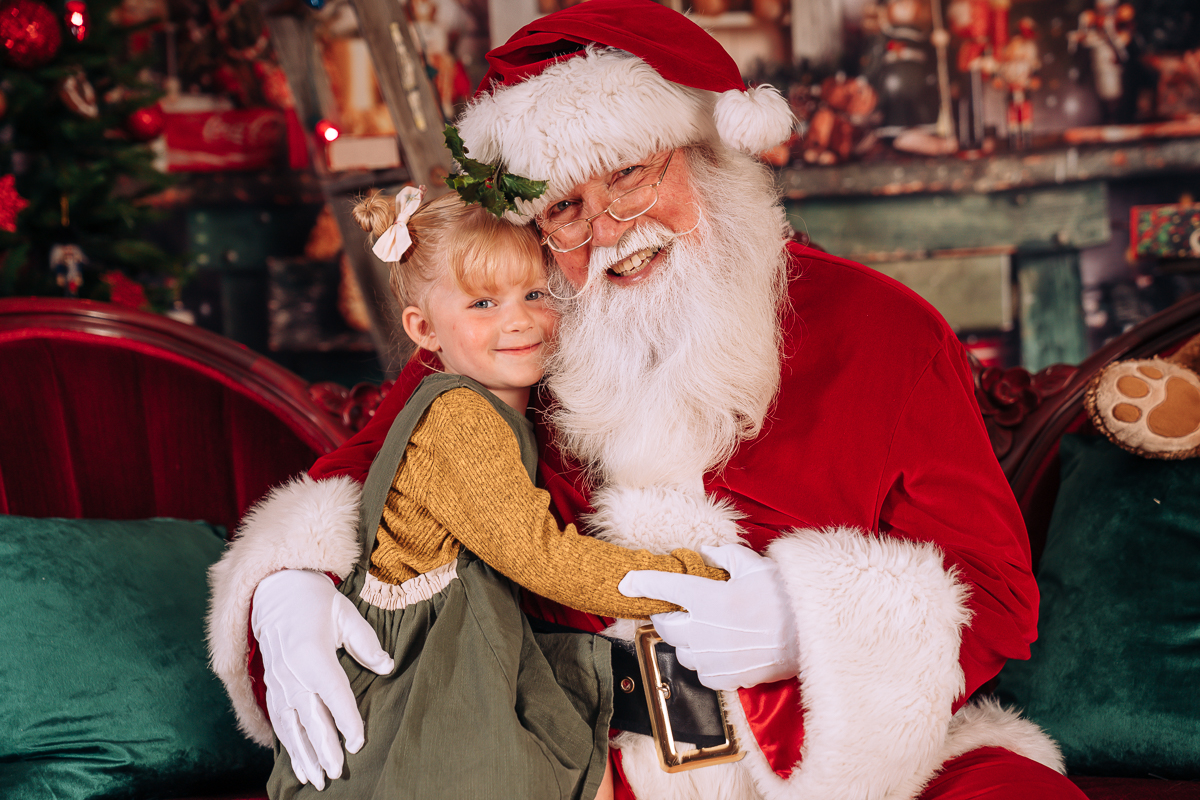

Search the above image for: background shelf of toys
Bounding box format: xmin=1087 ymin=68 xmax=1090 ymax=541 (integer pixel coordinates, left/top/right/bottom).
xmin=754 ymin=0 xmax=1200 ymax=371
xmin=4 ymin=0 xmax=1199 ymax=379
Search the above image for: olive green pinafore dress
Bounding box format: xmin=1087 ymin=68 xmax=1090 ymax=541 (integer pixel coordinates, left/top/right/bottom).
xmin=267 ymin=374 xmax=613 ymax=800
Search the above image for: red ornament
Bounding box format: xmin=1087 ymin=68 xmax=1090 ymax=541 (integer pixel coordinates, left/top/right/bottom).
xmin=58 ymin=68 xmax=97 ymax=117
xmin=64 ymin=0 xmax=87 ymax=41
xmin=103 ymin=271 xmax=148 ymax=309
xmin=0 ymin=173 xmax=29 ymax=232
xmin=0 ymin=0 xmax=61 ymax=68
xmin=125 ymin=103 xmax=165 ymax=140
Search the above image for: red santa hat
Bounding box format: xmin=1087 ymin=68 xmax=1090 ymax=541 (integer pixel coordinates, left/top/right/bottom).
xmin=456 ymin=0 xmax=794 ymax=218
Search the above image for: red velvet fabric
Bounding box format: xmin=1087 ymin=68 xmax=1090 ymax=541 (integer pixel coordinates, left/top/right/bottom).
xmin=0 ymin=335 xmax=322 ymax=533
xmin=309 ymin=245 xmax=1040 ymax=788
xmin=478 ymin=0 xmax=744 ymax=96
xmin=921 ymin=747 xmax=1088 ymax=799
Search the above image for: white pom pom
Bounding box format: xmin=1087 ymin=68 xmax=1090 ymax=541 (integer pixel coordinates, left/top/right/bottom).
xmin=714 ymin=85 xmax=795 ymax=155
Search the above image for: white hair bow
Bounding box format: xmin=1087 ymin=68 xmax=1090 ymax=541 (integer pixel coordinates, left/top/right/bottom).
xmin=371 ymin=185 xmax=426 ymax=262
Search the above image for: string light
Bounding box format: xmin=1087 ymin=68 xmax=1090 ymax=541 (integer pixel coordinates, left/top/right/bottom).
xmin=65 ymin=0 xmax=88 ymax=41
xmin=315 ymin=120 xmax=340 ymax=143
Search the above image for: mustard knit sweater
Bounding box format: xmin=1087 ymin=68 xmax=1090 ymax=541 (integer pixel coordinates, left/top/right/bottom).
xmin=370 ymin=388 xmax=727 ymax=619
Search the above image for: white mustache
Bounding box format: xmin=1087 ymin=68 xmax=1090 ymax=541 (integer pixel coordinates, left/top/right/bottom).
xmin=550 ymin=208 xmax=704 ymax=302
xmin=589 ymin=223 xmax=677 ymax=276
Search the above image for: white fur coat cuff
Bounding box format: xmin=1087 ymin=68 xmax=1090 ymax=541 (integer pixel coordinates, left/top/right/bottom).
xmin=206 ymin=474 xmax=363 ymax=745
xmin=744 ymin=526 xmax=972 ymax=800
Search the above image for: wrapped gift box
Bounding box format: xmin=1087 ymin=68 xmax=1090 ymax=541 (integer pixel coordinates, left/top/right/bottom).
xmin=1131 ymin=202 xmax=1200 ymax=260
xmin=164 ymin=108 xmax=287 ymax=172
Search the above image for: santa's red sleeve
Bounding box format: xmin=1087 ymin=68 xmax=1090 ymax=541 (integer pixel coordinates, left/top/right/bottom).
xmin=679 ymin=343 xmax=1056 ymax=800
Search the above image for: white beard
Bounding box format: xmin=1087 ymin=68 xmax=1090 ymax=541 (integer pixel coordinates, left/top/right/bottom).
xmin=544 ymin=149 xmax=790 ymax=490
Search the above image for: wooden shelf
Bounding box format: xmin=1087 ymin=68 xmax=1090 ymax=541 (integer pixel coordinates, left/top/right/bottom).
xmin=321 ymin=166 xmax=413 ymax=197
xmin=147 ymin=170 xmax=326 ymax=207
xmin=782 ymin=136 xmax=1200 ymax=200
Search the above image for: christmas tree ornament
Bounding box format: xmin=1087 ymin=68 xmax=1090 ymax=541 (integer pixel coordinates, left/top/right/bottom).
xmin=64 ymin=0 xmax=88 ymax=41
xmin=302 ymin=0 xmax=324 ymax=8
xmin=49 ymin=242 xmax=87 ymax=295
xmin=0 ymin=173 xmax=28 ymax=232
xmin=102 ymin=270 xmax=148 ymax=309
xmin=207 ymin=0 xmax=268 ymax=62
xmin=0 ymin=0 xmax=62 ymax=68
xmin=58 ymin=68 xmax=98 ymax=117
xmin=125 ymin=103 xmax=165 ymax=140
xmin=49 ymin=194 xmax=87 ymax=296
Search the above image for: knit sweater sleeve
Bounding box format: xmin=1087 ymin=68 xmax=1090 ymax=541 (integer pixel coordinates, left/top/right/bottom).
xmin=409 ymin=389 xmax=727 ymax=619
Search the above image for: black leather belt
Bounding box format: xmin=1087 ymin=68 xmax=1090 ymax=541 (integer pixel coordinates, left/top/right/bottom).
xmin=608 ymin=634 xmax=729 ymax=747
xmin=529 ymin=618 xmax=744 ymax=771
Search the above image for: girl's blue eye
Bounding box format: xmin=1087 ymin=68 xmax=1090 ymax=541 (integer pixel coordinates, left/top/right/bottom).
xmin=526 ymin=290 xmax=545 ymax=301
xmin=471 ymin=299 xmax=493 ymax=309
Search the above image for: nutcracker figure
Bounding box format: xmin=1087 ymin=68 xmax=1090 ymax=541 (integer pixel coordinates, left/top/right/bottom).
xmin=49 ymin=244 xmax=87 ymax=297
xmin=995 ymin=16 xmax=1040 ymax=149
xmin=947 ymin=0 xmax=1008 ymax=146
xmin=863 ymin=0 xmax=938 ymax=129
xmin=1068 ymin=0 xmax=1136 ymax=123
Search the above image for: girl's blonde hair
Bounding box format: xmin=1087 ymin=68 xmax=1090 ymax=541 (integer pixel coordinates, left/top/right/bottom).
xmin=352 ymin=189 xmax=545 ymax=310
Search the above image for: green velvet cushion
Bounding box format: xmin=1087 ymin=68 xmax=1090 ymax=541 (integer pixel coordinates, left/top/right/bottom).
xmin=0 ymin=516 xmax=271 ymax=799
xmin=997 ymin=435 xmax=1200 ymax=779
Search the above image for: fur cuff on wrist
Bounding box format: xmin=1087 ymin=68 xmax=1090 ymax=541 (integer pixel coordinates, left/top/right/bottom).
xmin=724 ymin=526 xmax=970 ymax=800
xmin=586 ymin=483 xmax=744 ymax=553
xmin=206 ymin=474 xmax=362 ymax=745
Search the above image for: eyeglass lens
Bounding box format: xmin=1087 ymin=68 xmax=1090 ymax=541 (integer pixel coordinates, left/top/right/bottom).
xmin=546 ymin=186 xmax=658 ymax=250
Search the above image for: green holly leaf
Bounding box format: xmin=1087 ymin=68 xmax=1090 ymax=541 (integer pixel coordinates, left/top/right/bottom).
xmin=443 ymin=124 xmax=547 ymax=218
xmin=500 ymin=172 xmax=548 ymax=202
xmin=444 ymin=124 xmax=491 ymax=179
xmin=444 ymin=124 xmax=469 ymax=162
xmin=479 ymin=183 xmax=508 ymax=216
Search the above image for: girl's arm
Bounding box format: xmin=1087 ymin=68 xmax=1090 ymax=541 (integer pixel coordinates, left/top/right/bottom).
xmin=381 ymin=389 xmax=728 ymax=619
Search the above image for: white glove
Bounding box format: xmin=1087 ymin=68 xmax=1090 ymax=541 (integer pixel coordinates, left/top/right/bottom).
xmin=618 ymin=543 xmax=799 ymax=691
xmin=251 ymin=569 xmax=395 ymax=790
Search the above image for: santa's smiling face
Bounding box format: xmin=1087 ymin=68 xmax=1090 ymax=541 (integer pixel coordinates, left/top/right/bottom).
xmin=537 ymin=149 xmax=702 ymax=290
xmin=540 ymin=145 xmax=790 ymax=488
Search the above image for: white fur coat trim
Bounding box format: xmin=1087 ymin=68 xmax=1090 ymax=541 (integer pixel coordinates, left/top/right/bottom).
xmin=586 ymin=483 xmax=745 ymax=553
xmin=206 ymin=473 xmax=363 ymax=746
xmin=734 ymin=526 xmax=971 ymax=800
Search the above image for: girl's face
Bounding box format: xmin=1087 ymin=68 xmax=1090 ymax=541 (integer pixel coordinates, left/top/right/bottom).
xmin=402 ymin=260 xmax=556 ymax=412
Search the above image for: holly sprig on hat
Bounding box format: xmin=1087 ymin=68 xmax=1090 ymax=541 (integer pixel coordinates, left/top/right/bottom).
xmin=443 ymin=125 xmax=547 ymax=218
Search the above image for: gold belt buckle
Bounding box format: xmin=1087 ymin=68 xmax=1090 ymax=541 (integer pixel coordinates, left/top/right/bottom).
xmin=633 ymin=624 xmax=746 ymax=773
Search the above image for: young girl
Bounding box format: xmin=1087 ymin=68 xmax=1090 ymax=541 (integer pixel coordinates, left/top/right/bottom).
xmin=265 ymin=187 xmax=727 ymax=800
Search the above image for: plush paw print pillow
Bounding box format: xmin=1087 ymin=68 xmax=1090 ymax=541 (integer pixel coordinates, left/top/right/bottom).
xmin=1086 ymin=334 xmax=1200 ymax=459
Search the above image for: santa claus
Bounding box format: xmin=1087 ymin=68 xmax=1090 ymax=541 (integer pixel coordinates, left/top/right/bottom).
xmin=207 ymin=2 xmax=1086 ymax=798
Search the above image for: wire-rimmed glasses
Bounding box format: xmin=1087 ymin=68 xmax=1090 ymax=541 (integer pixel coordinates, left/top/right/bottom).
xmin=538 ymin=150 xmax=675 ymax=253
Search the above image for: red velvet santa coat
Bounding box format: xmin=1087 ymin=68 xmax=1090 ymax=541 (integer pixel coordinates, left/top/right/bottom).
xmin=206 ymin=244 xmax=1061 ymax=800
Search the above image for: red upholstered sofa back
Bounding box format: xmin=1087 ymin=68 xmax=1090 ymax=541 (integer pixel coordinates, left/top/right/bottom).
xmin=0 ymin=298 xmax=352 ymax=534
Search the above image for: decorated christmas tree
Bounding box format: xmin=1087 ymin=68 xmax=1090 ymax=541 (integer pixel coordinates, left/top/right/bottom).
xmin=0 ymin=0 xmax=183 ymax=308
